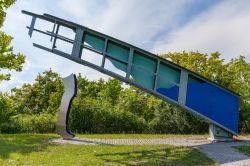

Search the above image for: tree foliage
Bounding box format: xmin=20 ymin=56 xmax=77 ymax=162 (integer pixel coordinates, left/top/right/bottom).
xmin=0 ymin=0 xmax=25 ymax=82
xmin=0 ymin=68 xmax=208 ymax=134
xmin=0 ymin=0 xmax=15 ymax=27
xmin=0 ymin=51 xmax=249 ymax=134
xmin=10 ymin=69 xmax=63 ymax=115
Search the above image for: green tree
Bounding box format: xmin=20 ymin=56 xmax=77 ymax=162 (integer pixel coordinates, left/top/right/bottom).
xmin=116 ymin=86 xmax=149 ymax=118
xmin=161 ymin=51 xmax=224 ymax=81
xmin=0 ymin=0 xmax=25 ymax=83
xmin=99 ymin=79 xmax=123 ymax=106
xmin=0 ymin=92 xmax=12 ymax=123
xmin=10 ymin=69 xmax=63 ymax=115
xmin=224 ymin=56 xmax=250 ymax=132
xmin=0 ymin=0 xmax=15 ymax=27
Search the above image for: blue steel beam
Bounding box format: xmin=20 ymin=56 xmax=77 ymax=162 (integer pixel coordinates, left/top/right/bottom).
xmin=22 ymin=10 xmax=239 ymax=135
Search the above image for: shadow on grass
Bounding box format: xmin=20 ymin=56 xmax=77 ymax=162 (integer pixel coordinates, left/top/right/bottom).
xmin=95 ymin=146 xmax=214 ymax=166
xmin=0 ymin=134 xmax=58 ymax=159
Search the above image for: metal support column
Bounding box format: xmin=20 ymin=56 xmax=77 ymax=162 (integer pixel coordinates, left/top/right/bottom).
xmin=28 ymin=16 xmax=36 ymax=37
xmin=178 ymin=70 xmax=188 ymax=106
xmin=126 ymin=48 xmax=134 ymax=80
xmin=153 ymin=59 xmax=160 ymax=91
xmin=101 ymin=38 xmax=108 ymax=68
xmin=209 ymin=124 xmax=233 ymax=141
xmin=71 ymin=28 xmax=84 ymax=58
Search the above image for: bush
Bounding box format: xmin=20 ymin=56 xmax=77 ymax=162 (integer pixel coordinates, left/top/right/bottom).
xmin=148 ymin=107 xmax=208 ymax=134
xmin=69 ymin=97 xmax=148 ymax=133
xmin=0 ymin=113 xmax=57 ymax=133
xmin=0 ymin=122 xmax=20 ymax=133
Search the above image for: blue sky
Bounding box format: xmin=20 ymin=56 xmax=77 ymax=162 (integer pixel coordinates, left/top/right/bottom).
xmin=1 ymin=0 xmax=250 ymax=91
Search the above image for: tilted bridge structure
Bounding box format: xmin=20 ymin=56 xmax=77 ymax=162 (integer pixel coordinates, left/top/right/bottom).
xmin=22 ymin=10 xmax=239 ymax=141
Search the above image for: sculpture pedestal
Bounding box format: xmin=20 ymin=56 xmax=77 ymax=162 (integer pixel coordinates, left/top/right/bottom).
xmin=208 ymin=124 xmax=233 ymax=142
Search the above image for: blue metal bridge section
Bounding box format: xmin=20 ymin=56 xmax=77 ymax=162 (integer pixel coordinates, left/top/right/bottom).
xmin=22 ymin=11 xmax=239 ymax=136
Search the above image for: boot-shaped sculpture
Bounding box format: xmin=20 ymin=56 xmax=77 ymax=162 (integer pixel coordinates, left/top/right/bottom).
xmin=56 ymin=74 xmax=77 ymax=139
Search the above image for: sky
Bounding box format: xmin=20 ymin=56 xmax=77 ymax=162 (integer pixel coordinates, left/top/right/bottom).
xmin=1 ymin=0 xmax=250 ymax=92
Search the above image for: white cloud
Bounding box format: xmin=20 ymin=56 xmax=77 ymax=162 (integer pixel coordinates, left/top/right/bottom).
xmin=58 ymin=0 xmax=192 ymax=49
xmin=98 ymin=0 xmax=192 ymax=48
xmin=152 ymin=0 xmax=250 ymax=61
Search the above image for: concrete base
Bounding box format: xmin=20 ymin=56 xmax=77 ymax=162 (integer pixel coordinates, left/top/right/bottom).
xmin=208 ymin=124 xmax=233 ymax=142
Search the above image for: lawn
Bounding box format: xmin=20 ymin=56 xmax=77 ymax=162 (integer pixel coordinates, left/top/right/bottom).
xmin=0 ymin=134 xmax=217 ymax=165
xmin=235 ymin=146 xmax=250 ymax=156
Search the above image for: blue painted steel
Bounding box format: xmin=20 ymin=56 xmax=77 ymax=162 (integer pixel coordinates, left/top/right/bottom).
xmin=156 ymin=86 xmax=179 ymax=102
xmin=186 ymin=77 xmax=239 ymax=133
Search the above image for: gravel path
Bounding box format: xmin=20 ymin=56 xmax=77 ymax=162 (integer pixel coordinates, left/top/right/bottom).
xmin=50 ymin=136 xmax=209 ymax=146
xmin=197 ymin=141 xmax=250 ymax=166
xmin=49 ymin=136 xmax=250 ymax=165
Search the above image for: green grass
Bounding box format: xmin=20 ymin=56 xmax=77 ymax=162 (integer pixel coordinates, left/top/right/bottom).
xmin=0 ymin=134 xmax=217 ymax=165
xmin=77 ymin=133 xmax=208 ymax=139
xmin=235 ymin=146 xmax=250 ymax=156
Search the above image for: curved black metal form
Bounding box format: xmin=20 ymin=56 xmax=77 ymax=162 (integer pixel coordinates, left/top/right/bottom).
xmin=56 ymin=74 xmax=77 ymax=139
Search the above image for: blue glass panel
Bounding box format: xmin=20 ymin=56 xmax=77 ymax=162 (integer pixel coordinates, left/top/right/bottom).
xmin=156 ymin=63 xmax=180 ymax=102
xmin=186 ymin=76 xmax=239 ymax=133
xmin=156 ymin=76 xmax=179 ymax=101
xmin=133 ymin=52 xmax=156 ymax=69
xmin=158 ymin=63 xmax=180 ymax=84
xmin=84 ymin=34 xmax=105 ymax=52
xmin=107 ymin=42 xmax=129 ymax=62
xmin=109 ymin=59 xmax=127 ymax=72
xmin=131 ymin=52 xmax=156 ymax=89
xmin=131 ymin=66 xmax=155 ymax=89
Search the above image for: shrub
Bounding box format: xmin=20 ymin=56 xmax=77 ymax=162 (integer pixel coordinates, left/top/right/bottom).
xmin=69 ymin=97 xmax=148 ymax=133
xmin=1 ymin=113 xmax=57 ymax=133
xmin=148 ymin=107 xmax=208 ymax=134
